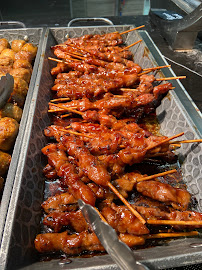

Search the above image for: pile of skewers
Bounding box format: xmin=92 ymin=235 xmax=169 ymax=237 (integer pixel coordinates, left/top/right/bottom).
xmin=0 ymin=38 xmax=37 ymax=191
xmin=34 ymin=27 xmax=202 ymax=257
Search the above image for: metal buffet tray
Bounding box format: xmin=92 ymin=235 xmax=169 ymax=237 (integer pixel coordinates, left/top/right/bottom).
xmin=0 ymin=27 xmax=45 ymax=243
xmin=0 ymin=25 xmax=201 ymax=270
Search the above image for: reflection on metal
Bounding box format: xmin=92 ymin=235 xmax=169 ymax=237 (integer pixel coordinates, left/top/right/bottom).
xmin=143 ymin=0 xmax=151 ymax=15
xmin=0 ymin=21 xmax=26 ymax=28
xmin=150 ymin=3 xmax=202 ymax=50
xmin=171 ymin=0 xmax=201 ymax=14
xmin=68 ymin=17 xmax=114 ymax=27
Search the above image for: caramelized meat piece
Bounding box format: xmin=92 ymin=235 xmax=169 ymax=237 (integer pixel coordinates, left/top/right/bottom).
xmin=0 ymin=103 xmax=22 ymax=122
xmin=101 ymin=204 xmax=149 ymax=235
xmin=0 ymin=150 xmax=11 ymax=176
xmin=35 ymin=231 xmax=104 ymax=254
xmin=42 ymin=192 xmax=77 ymax=213
xmin=61 ymin=135 xmax=111 ymax=186
xmin=42 ymin=143 xmax=96 ymax=206
xmin=136 ymin=180 xmax=191 ymax=210
xmin=0 ymin=117 xmax=19 ymax=151
xmin=43 ymin=210 xmax=88 ymax=232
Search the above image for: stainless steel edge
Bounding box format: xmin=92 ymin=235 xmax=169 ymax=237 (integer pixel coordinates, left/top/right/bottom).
xmin=0 ymin=27 xmax=46 ymax=245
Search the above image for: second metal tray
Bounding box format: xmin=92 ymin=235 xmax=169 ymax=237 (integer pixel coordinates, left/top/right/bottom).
xmin=0 ymin=27 xmax=45 ymax=244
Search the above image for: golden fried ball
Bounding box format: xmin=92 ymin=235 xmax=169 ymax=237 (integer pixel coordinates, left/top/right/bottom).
xmin=0 ymin=49 xmax=16 ymax=61
xmin=0 ymin=56 xmax=14 ymax=67
xmin=14 ymin=50 xmax=33 ymax=63
xmin=21 ymin=43 xmax=37 ymax=60
xmin=11 ymin=39 xmax=26 ymax=53
xmin=9 ymin=91 xmax=25 ymax=108
xmin=0 ymin=151 xmax=11 ymax=177
xmin=0 ymin=117 xmax=19 ymax=151
xmin=10 ymin=68 xmax=31 ymax=83
xmin=0 ymin=66 xmax=12 ymax=76
xmin=13 ymin=77 xmax=29 ymax=97
xmin=0 ymin=38 xmax=9 ymax=48
xmin=0 ymin=103 xmax=22 ymax=122
xmin=13 ymin=59 xmax=32 ymax=72
xmin=0 ymin=39 xmax=10 ymax=53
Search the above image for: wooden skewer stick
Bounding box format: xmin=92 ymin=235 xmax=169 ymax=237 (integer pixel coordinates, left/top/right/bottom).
xmin=146 ymin=231 xmax=199 ymax=239
xmin=120 ymin=25 xmax=145 ymax=35
xmin=49 ymin=103 xmax=83 ymax=116
xmin=107 ymin=182 xmax=146 ymax=224
xmin=50 ymin=97 xmax=70 ymax=102
xmin=48 ymin=109 xmax=65 ymax=113
xmin=48 ymin=57 xmax=80 ymax=65
xmin=120 ymin=40 xmax=142 ymax=52
xmin=60 ymin=129 xmax=94 ymax=139
xmin=61 ymin=125 xmax=71 ymax=129
xmin=136 ymin=169 xmax=177 ymax=183
xmin=156 ymin=76 xmax=186 ymax=81
xmin=147 ymin=220 xmax=202 ymax=226
xmin=121 ymin=86 xmax=175 ymax=92
xmin=169 ymin=143 xmax=181 ymax=150
xmin=65 ymin=43 xmax=92 ymax=54
xmin=138 ymin=70 xmax=153 ymax=76
xmin=94 ymin=207 xmax=107 ymax=223
xmin=143 ymin=65 xmax=171 ymax=71
xmin=146 ymin=132 xmax=184 ymax=151
xmin=61 ymin=113 xmax=72 ymax=118
xmin=65 ymin=52 xmax=85 ymax=60
xmin=170 ymin=139 xmax=202 ymax=144
xmin=120 ymin=88 xmax=138 ymax=92
xmin=115 ymin=95 xmax=129 ymax=98
xmin=55 ymin=45 xmax=84 ymax=56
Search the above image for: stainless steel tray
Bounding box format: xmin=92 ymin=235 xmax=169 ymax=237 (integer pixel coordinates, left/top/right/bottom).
xmin=0 ymin=25 xmax=201 ymax=270
xmin=0 ymin=27 xmax=45 ymax=244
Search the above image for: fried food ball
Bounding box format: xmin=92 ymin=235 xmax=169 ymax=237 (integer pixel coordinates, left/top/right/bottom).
xmin=13 ymin=77 xmax=28 ymax=97
xmin=21 ymin=43 xmax=37 ymax=60
xmin=0 ymin=117 xmax=19 ymax=151
xmin=0 ymin=151 xmax=11 ymax=176
xmin=14 ymin=50 xmax=33 ymax=63
xmin=0 ymin=66 xmax=12 ymax=78
xmin=10 ymin=68 xmax=31 ymax=83
xmin=0 ymin=38 xmax=9 ymax=48
xmin=0 ymin=38 xmax=10 ymax=54
xmin=0 ymin=56 xmax=13 ymax=67
xmin=9 ymin=92 xmax=25 ymax=108
xmin=0 ymin=103 xmax=22 ymax=122
xmin=0 ymin=49 xmax=16 ymax=61
xmin=11 ymin=39 xmax=26 ymax=53
xmin=13 ymin=59 xmax=32 ymax=72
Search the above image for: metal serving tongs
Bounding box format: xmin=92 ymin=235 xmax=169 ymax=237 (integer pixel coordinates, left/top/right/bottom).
xmin=0 ymin=74 xmax=14 ymax=109
xmin=78 ymin=200 xmax=149 ymax=270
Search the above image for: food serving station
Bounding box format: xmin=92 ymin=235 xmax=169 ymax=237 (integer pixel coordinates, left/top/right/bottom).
xmin=0 ymin=1 xmax=202 ymax=270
